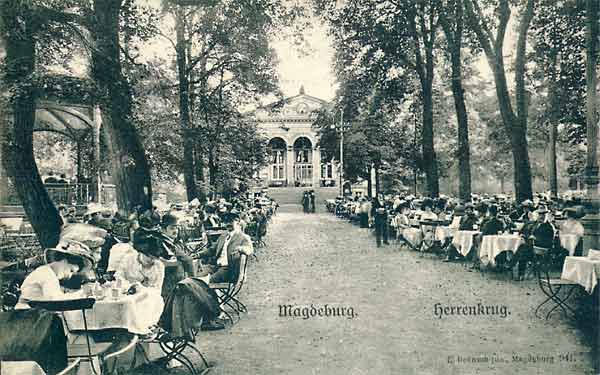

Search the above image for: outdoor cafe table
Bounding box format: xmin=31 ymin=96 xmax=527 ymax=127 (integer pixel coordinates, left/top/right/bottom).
xmin=0 ymin=361 xmax=46 ymax=375
xmin=561 ymin=256 xmax=600 ymax=294
xmin=435 ymin=226 xmax=452 ymax=243
xmin=62 ymin=289 xmax=152 ymax=333
xmin=402 ymin=228 xmax=422 ymax=248
xmin=559 ymin=233 xmax=581 ymax=256
xmin=451 ymin=230 xmax=481 ymax=257
xmin=478 ymin=234 xmax=524 ymax=267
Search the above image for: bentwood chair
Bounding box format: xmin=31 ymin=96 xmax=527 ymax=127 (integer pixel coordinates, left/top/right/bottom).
xmin=209 ymin=254 xmax=249 ymax=324
xmin=136 ymin=279 xmax=213 ymax=375
xmin=532 ymin=246 xmax=580 ymax=320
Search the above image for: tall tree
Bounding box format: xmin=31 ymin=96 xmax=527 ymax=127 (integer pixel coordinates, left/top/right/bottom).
xmin=464 ymin=0 xmax=535 ymax=202
xmin=0 ymin=1 xmax=62 ymax=247
xmin=89 ymin=0 xmax=153 ymax=213
xmin=438 ymin=0 xmax=471 ymax=202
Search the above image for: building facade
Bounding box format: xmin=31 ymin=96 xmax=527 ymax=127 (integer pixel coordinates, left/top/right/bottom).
xmin=252 ymin=87 xmax=340 ymax=188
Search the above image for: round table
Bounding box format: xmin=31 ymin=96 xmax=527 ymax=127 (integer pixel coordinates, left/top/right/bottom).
xmin=478 ymin=234 xmax=524 ymax=266
xmin=451 ymin=230 xmax=481 ymax=257
xmin=402 ymin=228 xmax=422 ymax=248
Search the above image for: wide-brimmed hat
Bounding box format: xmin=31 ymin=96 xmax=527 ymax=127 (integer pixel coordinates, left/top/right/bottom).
xmin=45 ymin=239 xmax=95 ymax=272
xmin=133 ymin=228 xmax=172 ymax=259
xmin=521 ymin=199 xmax=533 ymax=207
xmin=161 ymin=213 xmax=179 ymax=228
xmin=85 ymin=203 xmax=103 ymax=216
xmin=60 ymin=223 xmax=108 ymax=249
xmin=138 ymin=210 xmax=161 ymax=230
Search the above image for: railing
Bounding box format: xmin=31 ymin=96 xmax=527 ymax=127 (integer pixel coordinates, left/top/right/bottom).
xmin=2 ymin=182 xmax=117 ymax=207
xmin=45 ymin=183 xmax=90 ymax=205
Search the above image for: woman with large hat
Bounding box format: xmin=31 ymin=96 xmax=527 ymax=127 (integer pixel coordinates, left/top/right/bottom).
xmin=110 ymin=228 xmax=171 ymax=334
xmin=15 ymin=240 xmax=95 ymax=309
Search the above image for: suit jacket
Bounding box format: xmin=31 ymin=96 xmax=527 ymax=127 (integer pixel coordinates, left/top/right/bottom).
xmin=481 ymin=217 xmax=504 ymax=235
xmin=459 ymin=215 xmax=477 ymax=230
xmin=210 ymin=231 xmax=253 ymax=283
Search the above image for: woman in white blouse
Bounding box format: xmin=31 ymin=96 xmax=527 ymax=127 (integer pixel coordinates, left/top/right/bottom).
xmin=111 ymin=228 xmax=170 ymax=335
xmin=16 ymin=240 xmax=94 ymax=309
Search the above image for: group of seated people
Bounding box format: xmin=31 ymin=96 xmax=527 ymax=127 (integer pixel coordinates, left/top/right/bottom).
xmin=332 ymin=192 xmax=585 ymax=280
xmin=6 ymin=193 xmax=276 ymax=338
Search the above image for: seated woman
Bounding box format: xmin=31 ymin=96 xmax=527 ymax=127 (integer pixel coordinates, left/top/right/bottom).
xmin=16 ymin=240 xmax=95 ymax=309
xmin=419 ymin=198 xmax=438 ymax=251
xmin=110 ymin=228 xmax=169 ymax=335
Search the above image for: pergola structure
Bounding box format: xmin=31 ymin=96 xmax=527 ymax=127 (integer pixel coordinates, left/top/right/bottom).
xmin=0 ymin=98 xmax=103 ymax=210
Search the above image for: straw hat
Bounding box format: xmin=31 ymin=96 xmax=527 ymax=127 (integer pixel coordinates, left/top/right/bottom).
xmin=60 ymin=223 xmax=108 ymax=249
xmin=45 ymin=239 xmax=95 ymax=272
xmin=85 ymin=203 xmax=103 ymax=216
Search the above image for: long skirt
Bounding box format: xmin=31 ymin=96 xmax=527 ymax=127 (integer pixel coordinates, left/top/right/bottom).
xmin=360 ymin=213 xmax=369 ymax=228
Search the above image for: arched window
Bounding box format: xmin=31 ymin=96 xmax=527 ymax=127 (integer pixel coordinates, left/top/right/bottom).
xmin=268 ymin=138 xmax=286 ymax=181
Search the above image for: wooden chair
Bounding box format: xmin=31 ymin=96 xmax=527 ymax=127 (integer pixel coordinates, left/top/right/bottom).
xmin=209 ymin=254 xmax=249 ymax=324
xmin=532 ymin=246 xmax=581 ymax=320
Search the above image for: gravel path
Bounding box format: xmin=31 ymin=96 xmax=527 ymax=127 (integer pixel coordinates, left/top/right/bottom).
xmin=187 ymin=209 xmax=594 ymax=374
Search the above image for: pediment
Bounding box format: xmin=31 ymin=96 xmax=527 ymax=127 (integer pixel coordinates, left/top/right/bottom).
xmin=252 ymin=94 xmax=329 ymax=121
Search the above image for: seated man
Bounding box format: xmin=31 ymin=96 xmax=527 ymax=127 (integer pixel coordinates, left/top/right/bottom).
xmin=480 ymin=205 xmax=505 ymax=236
xmin=197 ymin=211 xmax=253 ymax=284
xmin=512 ymin=205 xmax=555 ymax=280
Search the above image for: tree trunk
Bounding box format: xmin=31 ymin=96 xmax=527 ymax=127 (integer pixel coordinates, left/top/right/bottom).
xmin=547 ymin=81 xmax=559 ymax=198
xmin=421 ymin=79 xmax=439 ymax=198
xmin=440 ymin=0 xmax=471 ymax=202
xmin=465 ymin=0 xmax=533 ymax=203
xmin=367 ymin=166 xmax=373 ymax=198
xmin=0 ymin=2 xmax=62 ymax=247
xmin=90 ymin=0 xmax=152 ymax=214
xmin=208 ymin=146 xmax=217 ymax=187
xmin=582 ymin=0 xmax=600 ymax=259
xmin=174 ymin=7 xmax=197 ymax=202
xmin=374 ymin=166 xmax=380 ymax=196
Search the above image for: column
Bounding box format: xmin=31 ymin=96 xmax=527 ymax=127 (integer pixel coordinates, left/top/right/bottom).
xmin=312 ymin=146 xmax=320 ymax=187
xmin=91 ymin=106 xmax=102 ymax=203
xmin=286 ymin=145 xmax=294 ymax=187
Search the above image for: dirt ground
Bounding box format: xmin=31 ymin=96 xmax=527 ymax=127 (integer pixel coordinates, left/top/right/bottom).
xmin=141 ymin=206 xmax=596 ymax=374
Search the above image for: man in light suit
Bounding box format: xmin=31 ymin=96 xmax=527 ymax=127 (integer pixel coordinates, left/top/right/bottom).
xmin=198 ymin=211 xmax=253 ymax=284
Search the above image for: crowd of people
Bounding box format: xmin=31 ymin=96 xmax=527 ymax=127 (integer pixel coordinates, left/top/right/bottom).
xmin=328 ymin=192 xmax=585 ymax=280
xmin=4 ymin=192 xmax=278 ymax=338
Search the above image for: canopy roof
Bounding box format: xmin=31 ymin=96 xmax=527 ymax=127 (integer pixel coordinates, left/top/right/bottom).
xmin=35 ymin=100 xmax=95 ymax=142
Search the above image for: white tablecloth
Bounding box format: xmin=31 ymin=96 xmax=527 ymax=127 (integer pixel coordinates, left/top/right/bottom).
xmin=451 ymin=230 xmax=481 ymax=257
xmin=559 ymin=233 xmax=581 ymax=256
xmin=478 ymin=234 xmax=524 ymax=266
xmin=63 ymin=290 xmax=160 ymax=334
xmin=0 ymin=361 xmax=45 ymax=375
xmin=402 ymin=228 xmax=422 ymax=247
xmin=561 ymin=256 xmax=600 ymax=294
xmin=435 ymin=226 xmax=452 ymax=243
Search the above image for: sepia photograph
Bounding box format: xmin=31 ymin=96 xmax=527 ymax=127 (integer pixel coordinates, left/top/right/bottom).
xmin=0 ymin=0 xmax=599 ymax=374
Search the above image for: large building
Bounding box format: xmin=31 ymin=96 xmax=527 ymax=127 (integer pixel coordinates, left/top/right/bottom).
xmin=252 ymin=87 xmax=340 ymax=188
